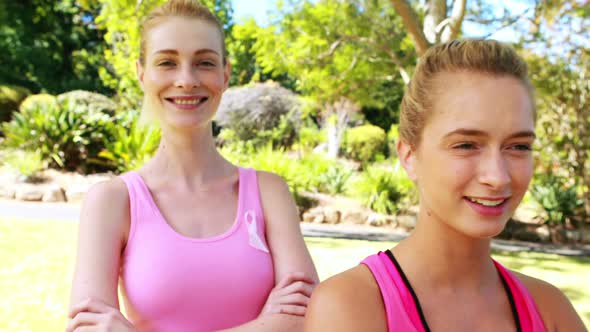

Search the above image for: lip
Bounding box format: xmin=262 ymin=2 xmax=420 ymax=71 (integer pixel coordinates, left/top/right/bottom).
xmin=165 ymin=95 xmax=208 ymax=111
xmin=464 ymin=196 xmax=510 ymax=217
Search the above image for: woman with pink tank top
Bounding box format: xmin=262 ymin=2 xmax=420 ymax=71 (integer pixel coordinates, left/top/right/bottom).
xmin=305 ymin=40 xmax=586 ymax=332
xmin=67 ymin=1 xmax=318 ymax=331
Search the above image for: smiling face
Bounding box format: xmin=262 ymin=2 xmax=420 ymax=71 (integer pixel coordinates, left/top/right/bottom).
xmin=137 ymin=16 xmax=230 ymax=130
xmin=399 ymin=71 xmax=535 ymax=239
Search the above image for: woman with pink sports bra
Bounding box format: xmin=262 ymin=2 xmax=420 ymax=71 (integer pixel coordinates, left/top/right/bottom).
xmin=66 ymin=1 xmax=318 ymax=331
xmin=305 ymin=39 xmax=586 ymax=332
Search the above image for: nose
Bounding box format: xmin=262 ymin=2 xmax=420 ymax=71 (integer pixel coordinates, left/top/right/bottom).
xmin=174 ymin=65 xmax=200 ymax=89
xmin=478 ymin=149 xmax=511 ymax=190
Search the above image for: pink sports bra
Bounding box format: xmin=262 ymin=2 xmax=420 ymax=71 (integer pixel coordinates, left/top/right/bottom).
xmin=119 ymin=167 xmax=275 ymax=331
xmin=361 ymin=250 xmax=546 ymax=332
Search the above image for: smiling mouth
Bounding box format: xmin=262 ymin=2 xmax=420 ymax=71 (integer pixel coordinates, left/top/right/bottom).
xmin=166 ymin=97 xmax=209 ymax=106
xmin=465 ymin=197 xmax=508 ymax=207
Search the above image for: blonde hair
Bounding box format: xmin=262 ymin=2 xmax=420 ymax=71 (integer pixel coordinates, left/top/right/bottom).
xmin=139 ymin=0 xmax=227 ymax=66
xmin=400 ymin=39 xmax=534 ymax=148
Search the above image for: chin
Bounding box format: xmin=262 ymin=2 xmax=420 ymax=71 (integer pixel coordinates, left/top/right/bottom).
xmin=464 ymin=219 xmax=509 ymax=239
xmin=164 ymin=114 xmax=213 ymax=130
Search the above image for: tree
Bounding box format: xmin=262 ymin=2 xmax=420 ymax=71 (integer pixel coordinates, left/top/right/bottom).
xmin=524 ymin=1 xmax=590 ymax=220
xmin=253 ymin=0 xmax=413 ymax=157
xmin=227 ymin=19 xmax=296 ymax=88
xmin=0 ymin=0 xmax=109 ymax=94
xmin=390 ymin=0 xmax=466 ymax=56
xmin=529 ymin=55 xmax=588 ymax=208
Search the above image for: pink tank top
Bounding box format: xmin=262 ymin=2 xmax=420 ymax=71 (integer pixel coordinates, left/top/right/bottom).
xmin=119 ymin=167 xmax=274 ymax=331
xmin=361 ymin=251 xmax=546 ymax=332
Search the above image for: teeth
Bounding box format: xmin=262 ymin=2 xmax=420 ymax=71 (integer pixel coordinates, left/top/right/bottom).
xmin=173 ymin=99 xmax=199 ymax=105
xmin=468 ymin=197 xmax=505 ymax=206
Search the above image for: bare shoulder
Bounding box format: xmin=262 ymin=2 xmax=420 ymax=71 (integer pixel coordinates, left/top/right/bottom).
xmin=305 ymin=265 xmax=387 ymax=332
xmin=80 ymin=177 xmax=130 ymax=241
xmin=255 ymin=170 xmax=297 ymax=222
xmin=513 ymin=271 xmax=587 ymax=331
xmin=84 ymin=177 xmax=128 ymax=204
xmin=256 ymin=170 xmax=290 ymax=193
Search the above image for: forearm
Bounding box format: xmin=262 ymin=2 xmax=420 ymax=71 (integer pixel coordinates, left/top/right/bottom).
xmin=218 ymin=314 xmax=303 ymax=332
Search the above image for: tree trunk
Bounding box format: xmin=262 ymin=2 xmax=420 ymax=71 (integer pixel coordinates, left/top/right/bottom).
xmin=390 ymin=0 xmax=468 ymax=56
xmin=389 ymin=0 xmax=430 ymax=55
xmin=326 ymin=119 xmax=340 ymax=159
xmin=424 ymin=0 xmax=446 ymax=43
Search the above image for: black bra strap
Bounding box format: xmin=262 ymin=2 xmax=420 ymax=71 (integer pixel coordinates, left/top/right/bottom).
xmin=498 ymin=269 xmax=522 ymax=332
xmin=385 ymin=250 xmax=432 ymax=332
xmin=384 ymin=250 xmax=522 ymax=332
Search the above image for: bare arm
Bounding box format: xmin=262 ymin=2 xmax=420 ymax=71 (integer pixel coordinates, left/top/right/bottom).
xmin=67 ymin=179 xmax=134 ymax=330
xmin=221 ymin=171 xmax=319 ymax=331
xmin=258 ymin=171 xmax=319 ymax=284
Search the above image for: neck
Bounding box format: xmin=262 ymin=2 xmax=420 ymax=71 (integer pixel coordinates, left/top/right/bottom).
xmin=144 ymin=123 xmax=232 ymax=186
xmin=393 ymin=207 xmax=497 ymax=290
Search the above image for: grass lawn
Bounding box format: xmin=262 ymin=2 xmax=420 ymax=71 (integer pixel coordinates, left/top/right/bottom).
xmin=1 ymin=218 xmax=588 ymax=331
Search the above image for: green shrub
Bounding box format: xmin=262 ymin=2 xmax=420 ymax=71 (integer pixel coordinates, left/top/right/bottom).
xmin=344 ymin=124 xmax=387 ymax=164
xmin=218 ymin=110 xmax=299 ymax=149
xmin=2 ymin=149 xmax=45 ymax=181
xmin=0 ymin=85 xmax=31 ymax=124
xmin=221 ymin=144 xmax=317 ymax=207
xmin=1 ymin=93 xmax=115 ymax=172
xmin=317 ymin=164 xmax=353 ymax=194
xmin=99 ymin=110 xmax=161 ymax=173
xmin=346 ymin=165 xmax=413 ymax=215
xmin=530 ymin=174 xmax=583 ymax=227
xmin=387 ymin=124 xmax=399 ymax=159
xmin=292 ymin=153 xmax=353 ymax=194
xmin=57 ymin=90 xmax=117 ymax=115
xmin=294 ymin=125 xmax=325 ymax=152
xmin=215 ymin=82 xmax=301 ymax=148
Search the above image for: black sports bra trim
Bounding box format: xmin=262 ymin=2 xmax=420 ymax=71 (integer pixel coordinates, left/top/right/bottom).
xmin=384 ymin=249 xmax=522 ymax=332
xmin=385 ymin=249 xmax=431 ymax=332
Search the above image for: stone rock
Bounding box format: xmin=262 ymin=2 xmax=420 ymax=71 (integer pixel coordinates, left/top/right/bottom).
xmin=565 ymin=229 xmax=583 ymax=243
xmin=341 ymin=210 xmax=367 ymax=225
xmin=15 ymin=185 xmax=43 ymax=201
xmin=302 ymin=211 xmax=315 ymax=223
xmin=302 ymin=206 xmax=324 ymax=223
xmin=534 ymin=225 xmax=551 ymax=242
xmin=86 ymin=173 xmax=112 ymax=185
xmin=42 ymin=185 xmax=66 ymax=202
xmin=367 ymin=213 xmax=388 ymax=227
xmin=313 ymin=214 xmax=325 ymax=224
xmin=65 ymin=183 xmax=92 ymax=202
xmin=396 ymin=215 xmax=417 ymax=231
xmin=323 ymin=207 xmax=341 ymax=224
xmin=0 ymin=186 xmax=16 ymax=199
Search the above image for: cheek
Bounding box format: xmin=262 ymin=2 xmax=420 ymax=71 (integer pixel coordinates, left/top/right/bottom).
xmin=203 ymin=72 xmax=226 ymax=92
xmin=143 ymin=72 xmax=168 ymax=91
xmin=510 ymin=158 xmax=533 ymax=190
xmin=423 ymin=154 xmax=476 ymax=186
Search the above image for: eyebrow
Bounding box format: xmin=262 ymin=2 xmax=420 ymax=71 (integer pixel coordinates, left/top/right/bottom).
xmin=151 ymin=49 xmax=220 ymax=56
xmin=443 ymin=128 xmax=536 ymax=140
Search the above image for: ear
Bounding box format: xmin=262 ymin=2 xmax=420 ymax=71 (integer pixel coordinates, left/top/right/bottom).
xmin=397 ymin=139 xmax=418 ymax=181
xmin=136 ymin=61 xmax=145 ymax=91
xmin=223 ymin=60 xmax=231 ymax=91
